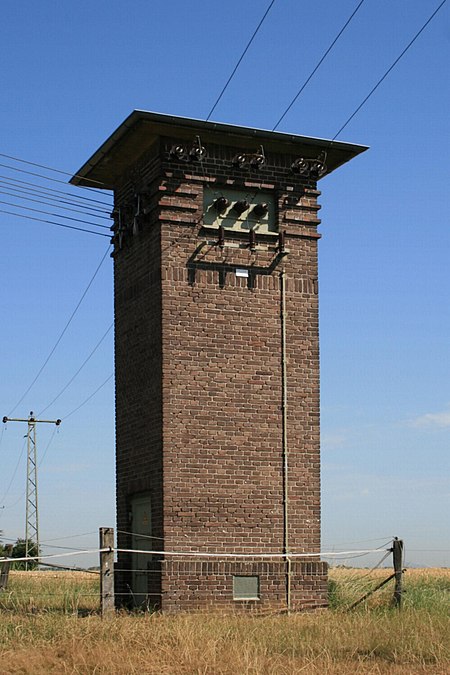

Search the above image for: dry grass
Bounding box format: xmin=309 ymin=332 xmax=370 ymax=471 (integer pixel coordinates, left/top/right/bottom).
xmin=0 ymin=568 xmax=448 ymax=674
xmin=0 ymin=570 xmax=99 ymax=614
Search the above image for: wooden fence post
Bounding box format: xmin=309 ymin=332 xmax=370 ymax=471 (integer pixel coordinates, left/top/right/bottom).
xmin=0 ymin=545 xmax=13 ymax=591
xmin=99 ymin=527 xmax=115 ymax=617
xmin=392 ymin=537 xmax=404 ymax=609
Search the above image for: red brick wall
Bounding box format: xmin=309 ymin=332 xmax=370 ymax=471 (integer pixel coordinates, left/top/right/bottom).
xmin=113 ymin=133 xmax=326 ymax=611
xmin=162 ymin=560 xmax=328 ymax=613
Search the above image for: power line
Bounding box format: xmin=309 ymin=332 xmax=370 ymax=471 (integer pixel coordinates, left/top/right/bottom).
xmin=206 ymin=0 xmax=277 ymax=121
xmin=63 ymin=372 xmax=114 ymax=420
xmin=0 ymin=208 xmax=111 ymax=237
xmin=272 ymin=0 xmax=367 ymax=130
xmin=0 ymin=174 xmax=112 ymax=207
xmin=0 ymin=489 xmax=25 ymax=511
xmin=0 ymin=161 xmax=111 ymax=198
xmin=2 ymin=327 xmax=113 ymax=502
xmin=40 ymin=543 xmax=88 ymax=551
xmin=7 ymin=246 xmax=112 ymax=417
xmin=0 ymin=150 xmax=108 ymax=190
xmin=39 ymin=530 xmax=97 ymax=543
xmin=38 ymin=427 xmax=57 ymax=467
xmin=0 ymin=198 xmax=110 ymax=229
xmin=0 ymin=186 xmax=110 ymax=218
xmin=332 ymin=0 xmax=448 ymax=140
xmin=38 ymin=323 xmax=114 ymax=416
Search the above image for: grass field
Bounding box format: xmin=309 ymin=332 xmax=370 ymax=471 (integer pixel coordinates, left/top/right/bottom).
xmin=0 ymin=568 xmax=448 ymax=674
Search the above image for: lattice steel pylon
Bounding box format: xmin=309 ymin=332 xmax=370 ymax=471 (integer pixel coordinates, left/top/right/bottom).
xmin=2 ymin=412 xmax=61 ymax=569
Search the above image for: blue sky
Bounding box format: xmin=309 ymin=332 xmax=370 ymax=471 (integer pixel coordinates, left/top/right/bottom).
xmin=0 ymin=1 xmax=448 ymax=568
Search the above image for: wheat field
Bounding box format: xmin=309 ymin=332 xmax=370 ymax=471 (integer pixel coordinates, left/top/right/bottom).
xmin=0 ymin=568 xmax=448 ymax=674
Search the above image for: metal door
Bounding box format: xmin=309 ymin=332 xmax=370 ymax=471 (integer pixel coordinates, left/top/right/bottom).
xmin=130 ymin=493 xmax=152 ymax=607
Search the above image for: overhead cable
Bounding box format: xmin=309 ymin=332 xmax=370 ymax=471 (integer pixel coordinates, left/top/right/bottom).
xmin=206 ymin=0 xmax=277 ymax=121
xmin=7 ymin=246 xmax=112 ymax=417
xmin=0 ymin=208 xmax=110 ymax=237
xmin=38 ymin=427 xmax=58 ymax=467
xmin=1 ymin=488 xmax=26 ymax=512
xmin=39 ymin=543 xmax=87 ymax=551
xmin=0 ymin=187 xmax=110 ymax=218
xmin=332 ymin=0 xmax=448 ymax=140
xmin=0 ymin=161 xmax=112 ymax=199
xmin=0 ymin=489 xmax=25 ymax=511
xmin=0 ymin=174 xmax=112 ymax=207
xmin=40 ymin=531 xmax=97 ymax=543
xmin=0 ymin=198 xmax=110 ymax=229
xmin=38 ymin=323 xmax=114 ymax=416
xmin=63 ymin=372 xmax=114 ymax=420
xmin=272 ymin=0 xmax=367 ymax=130
xmin=0 ymin=152 xmax=108 ymax=193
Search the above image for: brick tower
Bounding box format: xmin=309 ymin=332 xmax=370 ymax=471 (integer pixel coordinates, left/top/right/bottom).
xmin=72 ymin=111 xmax=366 ymax=612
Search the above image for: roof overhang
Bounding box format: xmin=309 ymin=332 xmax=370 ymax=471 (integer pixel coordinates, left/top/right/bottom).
xmin=70 ymin=110 xmax=368 ymax=190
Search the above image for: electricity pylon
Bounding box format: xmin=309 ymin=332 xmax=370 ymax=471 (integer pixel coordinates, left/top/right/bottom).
xmin=2 ymin=412 xmax=61 ymax=569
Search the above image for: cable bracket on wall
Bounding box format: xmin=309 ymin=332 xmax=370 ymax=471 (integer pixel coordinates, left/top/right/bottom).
xmin=291 ymin=151 xmax=327 ymax=179
xmin=232 ymin=145 xmax=266 ymax=170
xmin=169 ymin=136 xmax=207 ymax=163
